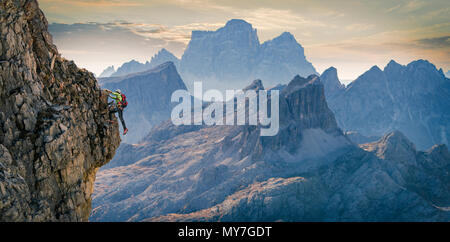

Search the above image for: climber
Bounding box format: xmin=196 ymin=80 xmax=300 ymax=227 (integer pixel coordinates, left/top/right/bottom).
xmin=105 ymin=89 xmax=128 ymax=135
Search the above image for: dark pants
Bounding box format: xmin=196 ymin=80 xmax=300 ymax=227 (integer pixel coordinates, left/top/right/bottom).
xmin=109 ymin=103 xmax=127 ymax=130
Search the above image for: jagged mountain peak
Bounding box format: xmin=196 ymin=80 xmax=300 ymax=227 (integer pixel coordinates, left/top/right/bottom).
xmin=380 ymin=130 xmax=416 ymax=149
xmin=406 ymin=59 xmax=443 ymax=77
xmin=99 ymin=65 xmax=115 ymax=77
xmin=361 ymin=131 xmax=417 ymax=163
xmin=283 ymin=74 xmax=320 ymax=94
xmin=243 ymin=79 xmax=265 ymax=91
xmin=323 ymin=66 xmax=337 ymax=73
xmin=347 ymin=65 xmax=385 ymax=88
xmin=224 ymin=19 xmax=253 ymax=29
xmin=384 ymin=59 xmax=403 ymax=72
xmin=368 ymin=65 xmax=383 ymax=73
xmin=320 ymin=67 xmax=344 ymax=98
xmin=180 ymin=19 xmax=317 ymax=90
xmin=153 ymin=48 xmax=177 ymax=59
xmin=272 ymin=32 xmax=296 ymax=43
xmin=408 ymin=59 xmax=434 ymax=68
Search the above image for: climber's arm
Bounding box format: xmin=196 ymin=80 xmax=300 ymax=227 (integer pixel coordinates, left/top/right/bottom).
xmin=110 ymin=92 xmax=121 ymax=101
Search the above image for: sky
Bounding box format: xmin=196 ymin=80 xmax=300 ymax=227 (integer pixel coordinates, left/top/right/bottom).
xmin=39 ymin=0 xmax=450 ymax=82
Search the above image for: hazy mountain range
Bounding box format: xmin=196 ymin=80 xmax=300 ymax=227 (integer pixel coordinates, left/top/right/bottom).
xmin=100 ymin=48 xmax=180 ymax=78
xmin=99 ymin=65 xmax=115 ymax=78
xmin=91 ymin=75 xmax=450 ymax=221
xmin=321 ymin=60 xmax=450 ymax=150
xmin=101 ymin=19 xmax=317 ymax=91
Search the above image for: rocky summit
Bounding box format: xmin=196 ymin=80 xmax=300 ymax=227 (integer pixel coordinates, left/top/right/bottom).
xmin=0 ymin=0 xmax=120 ymax=221
xmin=179 ymin=19 xmax=317 ymax=91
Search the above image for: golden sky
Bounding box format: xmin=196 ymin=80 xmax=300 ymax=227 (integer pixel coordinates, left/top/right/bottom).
xmin=40 ymin=0 xmax=450 ymax=81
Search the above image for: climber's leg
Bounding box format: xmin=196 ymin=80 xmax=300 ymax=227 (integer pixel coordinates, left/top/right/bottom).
xmin=118 ymin=108 xmax=128 ymax=135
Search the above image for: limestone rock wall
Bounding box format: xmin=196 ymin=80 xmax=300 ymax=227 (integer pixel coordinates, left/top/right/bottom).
xmin=0 ymin=0 xmax=120 ymax=221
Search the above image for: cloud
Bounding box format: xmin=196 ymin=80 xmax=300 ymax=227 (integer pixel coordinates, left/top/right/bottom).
xmin=241 ymin=8 xmax=328 ymax=31
xmin=415 ymin=36 xmax=450 ymax=49
xmin=345 ymin=23 xmax=375 ymax=32
xmin=40 ymin=0 xmax=143 ymax=7
xmin=385 ymin=0 xmax=427 ymax=13
xmin=41 ymin=0 xmax=450 ymax=80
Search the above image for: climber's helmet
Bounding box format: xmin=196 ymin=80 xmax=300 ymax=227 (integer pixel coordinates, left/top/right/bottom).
xmin=115 ymin=89 xmax=121 ymax=93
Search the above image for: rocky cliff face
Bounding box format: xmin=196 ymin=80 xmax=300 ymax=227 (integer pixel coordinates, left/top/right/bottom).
xmin=326 ymin=60 xmax=450 ymax=150
xmin=0 ymin=0 xmax=120 ymax=221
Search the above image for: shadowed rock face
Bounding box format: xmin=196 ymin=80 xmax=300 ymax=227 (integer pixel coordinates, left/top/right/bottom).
xmin=0 ymin=0 xmax=120 ymax=221
xmin=149 ymin=131 xmax=450 ymax=222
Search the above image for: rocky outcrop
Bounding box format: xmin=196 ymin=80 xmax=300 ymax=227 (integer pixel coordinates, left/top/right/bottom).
xmin=149 ymin=131 xmax=450 ymax=222
xmin=361 ymin=131 xmax=450 ymax=205
xmin=179 ymin=19 xmax=317 ymax=91
xmin=0 ymin=0 xmax=120 ymax=221
xmin=344 ymin=131 xmax=379 ymax=144
xmin=99 ymin=62 xmax=187 ymax=144
xmin=319 ymin=67 xmax=344 ymax=100
xmin=326 ymin=60 xmax=450 ymax=150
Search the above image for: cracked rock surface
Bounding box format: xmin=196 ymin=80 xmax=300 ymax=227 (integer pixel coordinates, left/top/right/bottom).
xmin=0 ymin=0 xmax=120 ymax=221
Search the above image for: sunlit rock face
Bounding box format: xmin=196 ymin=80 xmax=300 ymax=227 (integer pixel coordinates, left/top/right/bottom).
xmin=0 ymin=0 xmax=120 ymax=221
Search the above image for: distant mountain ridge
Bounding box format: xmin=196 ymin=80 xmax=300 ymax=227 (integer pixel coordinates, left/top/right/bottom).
xmin=99 ymin=65 xmax=115 ymax=78
xmin=180 ymin=19 xmax=317 ymax=91
xmin=101 ymin=19 xmax=317 ymax=91
xmin=321 ymin=59 xmax=450 ymax=150
xmin=107 ymin=48 xmax=181 ymax=77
